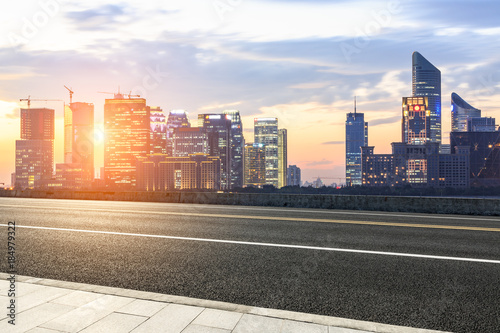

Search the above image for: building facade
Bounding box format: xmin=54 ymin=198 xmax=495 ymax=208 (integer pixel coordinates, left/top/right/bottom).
xmin=450 ymin=131 xmax=500 ymax=187
xmin=173 ymin=127 xmax=209 ymax=157
xmin=402 ymin=97 xmax=430 ymax=145
xmin=222 ymin=110 xmax=245 ymax=189
xmin=278 ymin=128 xmax=288 ymax=188
xmin=345 ymin=110 xmax=368 ymax=186
xmin=15 ymin=140 xmax=53 ymax=189
xmin=451 ymin=92 xmax=481 ymax=132
xmin=64 ymin=102 xmax=94 ymax=186
xmin=361 ymin=142 xmax=469 ymax=188
xmin=166 ymin=110 xmax=190 ymax=156
xmin=198 ymin=114 xmax=232 ymax=190
xmin=287 ymin=165 xmax=301 ymax=186
xmin=150 ymin=107 xmax=167 ymax=155
xmin=136 ymin=154 xmax=220 ymax=191
xmin=412 ymin=52 xmax=441 ymax=144
xmin=104 ymin=95 xmax=150 ymax=189
xmin=244 ymin=143 xmax=266 ymax=187
xmin=16 ymin=108 xmax=55 ymax=189
xmin=361 ymin=147 xmax=394 ymax=187
xmin=254 ymin=118 xmax=279 ymax=187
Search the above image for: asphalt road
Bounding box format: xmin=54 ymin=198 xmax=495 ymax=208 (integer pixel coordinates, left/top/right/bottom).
xmin=1 ymin=197 xmax=499 ymax=332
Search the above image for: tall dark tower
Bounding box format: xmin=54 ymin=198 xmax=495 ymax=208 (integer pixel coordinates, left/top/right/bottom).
xmin=412 ymin=52 xmax=441 ymax=144
xmin=345 ymin=97 xmax=368 ymax=186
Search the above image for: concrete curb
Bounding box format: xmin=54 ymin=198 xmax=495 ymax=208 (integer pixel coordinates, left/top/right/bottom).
xmin=1 ymin=273 xmax=449 ymax=333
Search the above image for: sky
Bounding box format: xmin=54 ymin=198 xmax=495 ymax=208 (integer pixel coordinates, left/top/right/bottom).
xmin=1 ymin=0 xmax=500 ymax=186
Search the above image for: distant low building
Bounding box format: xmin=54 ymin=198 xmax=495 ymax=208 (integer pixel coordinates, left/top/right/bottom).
xmin=136 ymin=154 xmax=221 ymax=191
xmin=362 ymin=142 xmax=469 ymax=188
xmin=287 ymin=165 xmax=301 ymax=186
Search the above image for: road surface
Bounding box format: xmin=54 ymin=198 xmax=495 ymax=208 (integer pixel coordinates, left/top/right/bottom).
xmin=1 ymin=197 xmax=499 ymax=332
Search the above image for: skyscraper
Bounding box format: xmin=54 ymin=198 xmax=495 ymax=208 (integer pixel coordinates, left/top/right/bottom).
xmin=64 ymin=102 xmax=94 ymax=184
xmin=254 ymin=118 xmax=279 ymax=187
xmin=287 ymin=165 xmax=301 ymax=186
xmin=345 ymin=100 xmax=368 ymax=186
xmin=244 ymin=143 xmax=266 ymax=187
xmin=166 ymin=110 xmax=190 ymax=156
xmin=222 ymin=110 xmax=245 ymax=189
xmin=402 ymin=96 xmax=430 ymax=145
xmin=198 ymin=114 xmax=232 ymax=190
xmin=150 ymin=107 xmax=167 ymax=154
xmin=104 ymin=94 xmax=150 ymax=189
xmin=16 ymin=108 xmax=55 ymax=189
xmin=278 ymin=128 xmax=287 ymax=188
xmin=412 ymin=51 xmax=441 ymax=144
xmin=451 ymin=92 xmax=481 ymax=132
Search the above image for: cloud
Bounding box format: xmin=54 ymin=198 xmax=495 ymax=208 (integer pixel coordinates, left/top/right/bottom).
xmin=65 ymin=5 xmax=127 ymax=31
xmin=369 ymin=115 xmax=401 ymax=126
xmin=322 ymin=141 xmax=343 ymax=145
xmin=306 ymin=159 xmax=334 ymax=167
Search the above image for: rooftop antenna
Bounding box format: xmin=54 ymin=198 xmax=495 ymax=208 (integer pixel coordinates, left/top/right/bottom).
xmin=354 ymin=96 xmax=357 ymax=115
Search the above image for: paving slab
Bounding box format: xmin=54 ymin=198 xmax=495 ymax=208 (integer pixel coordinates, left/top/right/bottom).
xmin=0 ymin=273 xmax=450 ymax=333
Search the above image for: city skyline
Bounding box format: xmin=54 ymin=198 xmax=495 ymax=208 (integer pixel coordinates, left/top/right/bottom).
xmin=2 ymin=1 xmax=500 ymax=185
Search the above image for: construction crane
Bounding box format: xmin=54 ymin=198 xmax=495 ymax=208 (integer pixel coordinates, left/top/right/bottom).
xmin=98 ymin=91 xmax=140 ymax=99
xmin=20 ymin=96 xmax=63 ymax=108
xmin=64 ymin=85 xmax=74 ymax=103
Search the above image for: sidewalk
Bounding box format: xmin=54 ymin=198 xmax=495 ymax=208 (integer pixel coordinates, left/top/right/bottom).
xmin=0 ymin=273 xmax=447 ymax=333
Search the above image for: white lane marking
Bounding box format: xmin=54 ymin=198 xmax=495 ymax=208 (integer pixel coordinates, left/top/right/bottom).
xmin=3 ymin=224 xmax=500 ymax=264
xmin=1 ymin=201 xmax=500 ymax=223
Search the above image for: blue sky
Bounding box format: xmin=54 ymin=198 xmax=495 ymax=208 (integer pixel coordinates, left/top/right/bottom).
xmin=1 ymin=0 xmax=500 ymax=185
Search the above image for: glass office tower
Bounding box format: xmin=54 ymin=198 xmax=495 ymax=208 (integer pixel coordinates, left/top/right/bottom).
xmin=412 ymin=52 xmax=441 ymax=144
xmin=451 ymin=92 xmax=481 ymax=132
xmin=345 ymin=106 xmax=368 ymax=186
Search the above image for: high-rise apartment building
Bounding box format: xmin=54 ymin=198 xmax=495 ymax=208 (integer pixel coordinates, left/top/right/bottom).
xmin=222 ymin=110 xmax=245 ymax=189
xmin=166 ymin=110 xmax=190 ymax=156
xmin=198 ymin=114 xmax=232 ymax=190
xmin=15 ymin=108 xmax=55 ymax=189
xmin=412 ymin=51 xmax=441 ymax=144
xmin=345 ymin=103 xmax=368 ymax=186
xmin=451 ymin=92 xmax=481 ymax=132
xmin=278 ymin=128 xmax=287 ymax=188
xmin=244 ymin=143 xmax=266 ymax=187
xmin=104 ymin=94 xmax=150 ymax=189
xmin=64 ymin=102 xmax=94 ymax=185
xmin=287 ymin=165 xmax=301 ymax=186
xmin=402 ymin=96 xmax=430 ymax=145
xmin=150 ymin=107 xmax=167 ymax=154
xmin=254 ymin=118 xmax=279 ymax=187
xmin=15 ymin=140 xmax=53 ymax=189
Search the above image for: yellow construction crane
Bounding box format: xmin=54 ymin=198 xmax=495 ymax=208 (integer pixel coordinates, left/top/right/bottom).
xmin=20 ymin=96 xmax=62 ymax=108
xmin=64 ymin=85 xmax=74 ymax=103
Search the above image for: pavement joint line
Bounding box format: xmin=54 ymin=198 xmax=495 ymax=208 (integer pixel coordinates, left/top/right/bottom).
xmin=2 ymin=203 xmax=500 ymax=232
xmin=2 ymin=223 xmax=500 ymax=264
xmin=0 ymin=273 xmax=449 ymax=333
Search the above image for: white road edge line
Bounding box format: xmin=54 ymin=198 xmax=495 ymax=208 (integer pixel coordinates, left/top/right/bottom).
xmin=1 ymin=202 xmax=500 ymax=222
xmin=3 ymin=223 xmax=499 ymax=265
